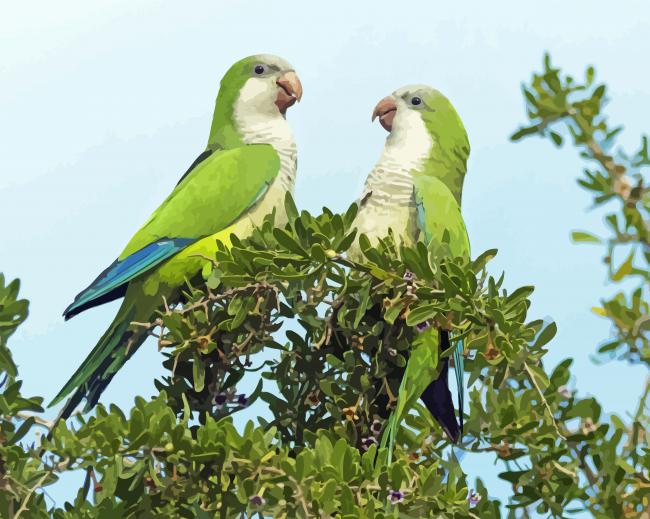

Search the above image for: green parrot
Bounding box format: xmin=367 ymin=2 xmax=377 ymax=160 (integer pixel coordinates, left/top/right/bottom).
xmin=349 ymin=85 xmax=470 ymax=446
xmin=50 ymin=54 xmax=303 ymax=420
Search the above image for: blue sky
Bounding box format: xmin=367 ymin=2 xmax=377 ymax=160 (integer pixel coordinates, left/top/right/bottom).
xmin=1 ymin=0 xmax=649 ymax=511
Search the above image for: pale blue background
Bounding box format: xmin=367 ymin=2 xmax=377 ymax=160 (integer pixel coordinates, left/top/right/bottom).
xmin=1 ymin=0 xmax=649 ymax=513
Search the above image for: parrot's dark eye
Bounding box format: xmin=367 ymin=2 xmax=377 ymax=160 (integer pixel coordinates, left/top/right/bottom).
xmin=411 ymin=96 xmax=422 ymax=106
xmin=254 ymin=65 xmax=266 ymax=75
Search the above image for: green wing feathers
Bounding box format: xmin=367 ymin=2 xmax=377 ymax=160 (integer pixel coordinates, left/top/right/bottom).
xmin=414 ymin=175 xmax=468 ymax=438
xmin=54 ymin=144 xmax=281 ymax=414
xmin=120 ymin=144 xmax=280 ymax=258
xmin=381 ymin=176 xmax=470 ymax=448
xmin=413 ymin=174 xmax=470 ymax=259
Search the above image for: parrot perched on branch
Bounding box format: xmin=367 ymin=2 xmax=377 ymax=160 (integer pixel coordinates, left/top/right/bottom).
xmin=349 ymin=85 xmax=470 ymax=446
xmin=50 ymin=54 xmax=303 ymax=420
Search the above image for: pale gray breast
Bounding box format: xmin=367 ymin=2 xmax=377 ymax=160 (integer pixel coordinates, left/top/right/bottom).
xmin=362 ymin=163 xmax=415 ymax=206
xmin=350 ymin=165 xmax=419 ymax=258
xmin=275 ymin=144 xmax=297 ymax=193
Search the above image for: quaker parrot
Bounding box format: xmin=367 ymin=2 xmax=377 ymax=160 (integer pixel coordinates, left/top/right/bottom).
xmin=50 ymin=54 xmax=303 ymax=420
xmin=349 ymin=85 xmax=470 ymax=447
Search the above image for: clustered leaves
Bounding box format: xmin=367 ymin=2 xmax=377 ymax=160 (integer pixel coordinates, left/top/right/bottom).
xmin=0 ymin=55 xmax=647 ymax=518
xmin=0 ymin=197 xmax=546 ymax=517
xmin=153 ymin=200 xmax=547 ymax=455
xmin=512 ymin=53 xmax=650 ymax=366
xmin=1 ymin=209 xmax=522 ymax=517
xmin=45 ymin=398 xmax=476 ymax=518
xmin=0 ymin=275 xmax=58 ymax=519
xmin=505 ymin=55 xmax=650 ymax=516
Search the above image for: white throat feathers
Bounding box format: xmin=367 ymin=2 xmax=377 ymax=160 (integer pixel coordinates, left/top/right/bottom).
xmin=362 ymin=102 xmax=432 ymax=205
xmin=233 ymin=76 xmax=297 ymax=193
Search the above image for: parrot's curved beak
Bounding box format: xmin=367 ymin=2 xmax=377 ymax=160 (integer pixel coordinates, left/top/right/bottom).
xmin=275 ymin=71 xmax=303 ymax=114
xmin=372 ymin=96 xmax=397 ymax=132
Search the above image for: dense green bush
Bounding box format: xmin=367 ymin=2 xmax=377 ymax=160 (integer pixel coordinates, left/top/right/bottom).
xmin=0 ymin=56 xmax=648 ymax=517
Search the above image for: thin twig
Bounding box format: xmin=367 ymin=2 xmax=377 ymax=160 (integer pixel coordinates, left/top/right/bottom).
xmin=552 ymin=461 xmax=577 ymax=479
xmin=16 ymin=412 xmax=54 ymax=430
xmin=14 ymin=472 xmax=49 ymax=519
xmin=233 ymin=329 xmax=256 ymax=355
xmin=523 ymin=362 xmax=566 ymax=440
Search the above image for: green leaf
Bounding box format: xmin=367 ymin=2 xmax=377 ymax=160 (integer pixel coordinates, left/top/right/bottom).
xmin=284 ymin=192 xmax=299 ymax=222
xmin=8 ymin=416 xmax=34 ymax=444
xmin=384 ymin=300 xmax=405 ymax=325
xmin=533 ymin=321 xmax=557 ymax=349
xmin=571 ymin=231 xmax=601 ymax=244
xmin=343 ymin=202 xmax=359 ymax=226
xmin=611 ymin=250 xmax=635 ymax=281
xmin=273 ymin=228 xmax=308 ymax=256
xmin=508 ymin=286 xmax=535 ymax=303
xmin=336 ymin=231 xmax=357 ymax=253
xmin=353 ymin=281 xmax=372 ymax=328
xmin=511 ymin=125 xmax=541 ymax=141
xmin=405 ymin=304 xmax=436 ymax=326
xmin=192 ymin=353 xmax=205 ymax=392
xmin=499 ymin=470 xmax=529 ymax=484
xmin=471 ymin=248 xmax=498 ymax=272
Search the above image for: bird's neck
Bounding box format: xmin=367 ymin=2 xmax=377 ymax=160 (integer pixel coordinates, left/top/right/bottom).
xmin=236 ymin=112 xmax=296 ymax=150
xmin=237 ymin=111 xmax=297 ymax=193
xmin=365 ymin=131 xmax=467 ymax=207
xmin=207 ymin=100 xmax=297 ymax=192
xmin=363 ymin=125 xmax=433 ymax=202
xmin=419 ymin=135 xmax=468 ymax=206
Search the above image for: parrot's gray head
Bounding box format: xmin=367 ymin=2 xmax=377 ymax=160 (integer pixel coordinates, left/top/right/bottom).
xmin=235 ymin=54 xmax=303 ymax=118
xmin=372 ymin=84 xmax=439 ymax=134
xmin=369 ymin=85 xmax=439 ymax=163
xmin=369 ymin=84 xmax=469 ymax=193
xmin=209 ymin=54 xmax=303 ymax=150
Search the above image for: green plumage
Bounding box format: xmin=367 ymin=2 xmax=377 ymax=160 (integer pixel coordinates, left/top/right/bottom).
xmin=382 ymin=178 xmax=470 ymax=456
xmin=52 ymin=145 xmax=280 ymax=409
xmin=419 ymin=90 xmax=470 ymax=205
xmin=352 ymin=85 xmax=470 ymax=452
xmin=119 ymin=145 xmax=279 ymax=258
xmin=52 ymin=55 xmax=297 ymax=415
xmin=414 ymin=174 xmax=470 ymax=257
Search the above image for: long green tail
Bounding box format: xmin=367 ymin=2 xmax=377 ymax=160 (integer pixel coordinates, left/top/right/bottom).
xmin=380 ymin=388 xmax=401 ymax=466
xmin=50 ymin=299 xmax=148 ymax=419
xmin=381 ymin=330 xmax=464 ymax=464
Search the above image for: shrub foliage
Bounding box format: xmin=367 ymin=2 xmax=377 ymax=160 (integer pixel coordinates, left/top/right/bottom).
xmin=0 ymin=56 xmax=648 ymax=518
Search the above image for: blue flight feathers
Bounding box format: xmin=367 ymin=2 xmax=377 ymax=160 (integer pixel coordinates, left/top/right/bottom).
xmin=63 ymin=237 xmax=194 ymax=320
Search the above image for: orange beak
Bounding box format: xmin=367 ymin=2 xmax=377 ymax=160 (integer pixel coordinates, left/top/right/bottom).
xmin=275 ymin=71 xmax=303 ymax=114
xmin=372 ymin=96 xmax=397 ymax=132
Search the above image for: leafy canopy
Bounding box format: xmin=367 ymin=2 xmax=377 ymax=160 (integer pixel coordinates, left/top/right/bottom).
xmin=1 ymin=55 xmax=648 ymax=518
